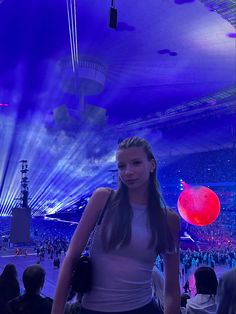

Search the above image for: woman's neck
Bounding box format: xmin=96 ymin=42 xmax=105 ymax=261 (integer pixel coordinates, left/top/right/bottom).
xmin=128 ymin=188 xmax=148 ymax=205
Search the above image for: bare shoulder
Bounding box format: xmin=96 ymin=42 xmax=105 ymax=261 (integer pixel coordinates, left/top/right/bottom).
xmin=91 ymin=187 xmax=113 ymax=202
xmin=66 ymin=187 xmax=114 ymax=258
xmin=166 ymin=209 xmax=180 ymax=235
xmin=88 ymin=187 xmax=114 ymax=214
xmin=164 ymin=210 xmax=180 ymax=256
xmin=93 ymin=187 xmax=113 ymax=197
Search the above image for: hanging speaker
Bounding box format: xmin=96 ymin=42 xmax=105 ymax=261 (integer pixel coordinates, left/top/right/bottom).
xmin=109 ymin=7 xmax=117 ymax=29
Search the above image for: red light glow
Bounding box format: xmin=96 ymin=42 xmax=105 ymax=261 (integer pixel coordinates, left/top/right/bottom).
xmin=177 ymin=184 xmax=221 ymax=226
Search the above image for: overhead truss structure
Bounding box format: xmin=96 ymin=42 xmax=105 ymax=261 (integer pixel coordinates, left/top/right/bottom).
xmin=116 ymin=86 xmax=236 ymax=132
xmin=199 ymin=0 xmax=236 ymax=28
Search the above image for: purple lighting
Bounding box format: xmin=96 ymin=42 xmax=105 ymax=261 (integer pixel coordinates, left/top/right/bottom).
xmin=175 ymin=0 xmax=195 ymax=4
xmin=227 ymin=33 xmax=236 ymax=38
xmin=157 ymin=49 xmax=178 ymax=56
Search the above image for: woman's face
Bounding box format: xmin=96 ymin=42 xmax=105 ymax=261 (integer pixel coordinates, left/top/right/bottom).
xmin=116 ymin=146 xmax=155 ymax=190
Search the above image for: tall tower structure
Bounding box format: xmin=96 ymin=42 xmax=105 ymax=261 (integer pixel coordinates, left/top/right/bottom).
xmin=10 ymin=160 xmax=31 ymax=244
xmin=20 ymin=160 xmax=29 ymax=208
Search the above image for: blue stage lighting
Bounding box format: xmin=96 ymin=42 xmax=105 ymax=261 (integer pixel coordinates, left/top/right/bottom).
xmin=0 ymin=109 xmax=121 ymax=216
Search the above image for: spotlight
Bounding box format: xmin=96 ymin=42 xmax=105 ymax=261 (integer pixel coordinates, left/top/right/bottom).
xmin=109 ymin=0 xmax=117 ymax=29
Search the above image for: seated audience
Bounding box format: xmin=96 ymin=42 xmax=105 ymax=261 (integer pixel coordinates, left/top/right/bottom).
xmin=6 ymin=264 xmax=52 ymax=314
xmin=186 ymin=266 xmax=218 ymax=314
xmin=216 ymin=267 xmax=236 ymax=314
xmin=0 ymin=264 xmax=20 ymax=314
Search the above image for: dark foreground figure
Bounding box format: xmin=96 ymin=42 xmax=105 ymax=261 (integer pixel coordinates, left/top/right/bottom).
xmin=6 ymin=264 xmax=52 ymax=314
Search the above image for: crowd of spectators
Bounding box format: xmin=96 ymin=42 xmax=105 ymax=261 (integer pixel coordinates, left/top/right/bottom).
xmin=158 ymin=147 xmax=236 ymax=184
xmin=179 ymin=248 xmax=236 ymax=275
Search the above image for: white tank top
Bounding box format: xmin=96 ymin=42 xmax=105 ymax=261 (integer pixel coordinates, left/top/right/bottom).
xmin=81 ymin=203 xmax=157 ymax=312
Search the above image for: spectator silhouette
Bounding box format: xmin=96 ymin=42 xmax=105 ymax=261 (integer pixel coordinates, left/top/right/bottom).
xmin=6 ymin=264 xmax=52 ymax=314
xmin=186 ymin=266 xmax=218 ymax=314
xmin=0 ymin=264 xmax=20 ymax=314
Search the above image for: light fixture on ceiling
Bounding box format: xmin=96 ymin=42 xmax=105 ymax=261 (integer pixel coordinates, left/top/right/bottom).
xmin=109 ymin=0 xmax=117 ymax=29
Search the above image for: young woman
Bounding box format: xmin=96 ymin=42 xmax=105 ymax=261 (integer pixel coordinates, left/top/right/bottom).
xmin=52 ymin=137 xmax=180 ymax=314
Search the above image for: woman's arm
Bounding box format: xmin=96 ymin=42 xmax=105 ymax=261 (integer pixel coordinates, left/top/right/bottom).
xmin=51 ymin=187 xmax=112 ymax=314
xmin=162 ymin=211 xmax=181 ymax=314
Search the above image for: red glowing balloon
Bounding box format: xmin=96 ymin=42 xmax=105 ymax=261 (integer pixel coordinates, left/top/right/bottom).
xmin=177 ymin=184 xmax=221 ymax=226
